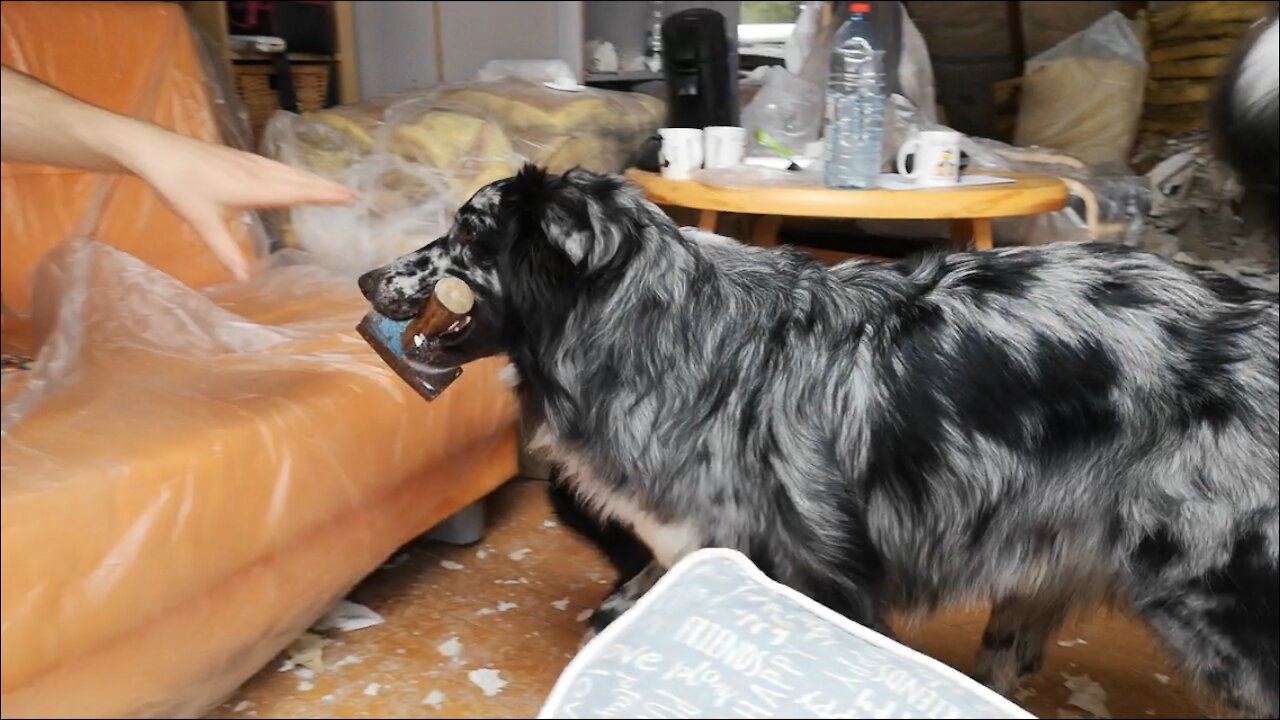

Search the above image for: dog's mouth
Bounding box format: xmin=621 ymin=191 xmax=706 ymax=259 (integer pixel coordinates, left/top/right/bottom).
xmin=406 ymin=314 xmax=474 ymax=359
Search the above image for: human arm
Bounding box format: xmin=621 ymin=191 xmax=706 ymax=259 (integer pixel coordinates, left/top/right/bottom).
xmin=1 ymin=65 xmax=355 ymax=281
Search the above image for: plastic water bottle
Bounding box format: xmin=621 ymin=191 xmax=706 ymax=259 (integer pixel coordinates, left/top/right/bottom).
xmin=823 ymin=2 xmax=886 ymax=189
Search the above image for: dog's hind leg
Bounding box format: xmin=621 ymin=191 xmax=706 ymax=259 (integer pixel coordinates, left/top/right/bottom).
xmin=973 ymin=597 xmax=1069 ymax=695
xmin=1131 ymin=528 xmax=1279 ymax=718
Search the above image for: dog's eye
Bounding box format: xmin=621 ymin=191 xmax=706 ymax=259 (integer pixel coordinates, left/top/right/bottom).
xmin=456 ymin=225 xmax=475 ymax=244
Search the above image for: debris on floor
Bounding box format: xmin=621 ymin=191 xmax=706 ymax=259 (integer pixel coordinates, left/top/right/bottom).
xmin=1063 ymin=672 xmax=1111 ymax=718
xmin=276 ymin=633 xmax=327 ymax=673
xmin=312 ymin=600 xmax=386 ymax=633
xmin=207 ymin=480 xmax=1211 ymax=719
xmin=467 ymin=668 xmax=508 ymax=697
xmin=422 ymin=690 xmax=446 ymax=708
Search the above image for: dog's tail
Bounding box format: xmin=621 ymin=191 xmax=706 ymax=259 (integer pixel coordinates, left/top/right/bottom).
xmin=1212 ymin=15 xmax=1279 ymax=233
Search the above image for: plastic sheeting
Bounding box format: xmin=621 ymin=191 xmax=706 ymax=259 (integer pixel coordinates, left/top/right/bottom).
xmin=262 ymin=81 xmax=666 ymax=271
xmin=1 ymin=239 xmax=520 ymax=718
xmin=886 ymin=94 xmax=1150 ymax=246
xmin=1 ymin=4 xmax=519 ymax=717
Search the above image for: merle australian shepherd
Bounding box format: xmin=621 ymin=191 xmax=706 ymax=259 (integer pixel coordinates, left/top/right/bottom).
xmin=358 ymin=22 xmax=1278 ymax=717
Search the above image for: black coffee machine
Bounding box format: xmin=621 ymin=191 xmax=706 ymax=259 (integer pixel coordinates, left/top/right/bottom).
xmin=661 ymin=8 xmax=737 ymax=129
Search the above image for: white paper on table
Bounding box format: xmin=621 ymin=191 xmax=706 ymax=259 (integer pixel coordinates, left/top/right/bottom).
xmin=876 ymin=173 xmax=1016 ymax=190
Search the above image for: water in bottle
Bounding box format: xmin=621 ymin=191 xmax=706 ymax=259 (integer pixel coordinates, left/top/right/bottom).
xmin=823 ymin=2 xmax=886 ymax=189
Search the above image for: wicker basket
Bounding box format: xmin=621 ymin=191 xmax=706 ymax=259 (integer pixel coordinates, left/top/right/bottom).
xmin=232 ymin=61 xmax=331 ymax=144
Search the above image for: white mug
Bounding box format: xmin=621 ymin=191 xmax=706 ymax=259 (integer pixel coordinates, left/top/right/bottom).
xmin=658 ymin=128 xmax=704 ymax=180
xmin=703 ymin=126 xmax=748 ymax=169
xmin=896 ymin=130 xmax=963 ymax=186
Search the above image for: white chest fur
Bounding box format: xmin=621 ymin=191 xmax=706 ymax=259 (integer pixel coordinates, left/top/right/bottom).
xmin=529 ymin=425 xmax=701 ymax=568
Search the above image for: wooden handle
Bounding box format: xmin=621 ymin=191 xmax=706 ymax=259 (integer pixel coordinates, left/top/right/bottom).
xmin=399 ymin=277 xmax=475 ymax=350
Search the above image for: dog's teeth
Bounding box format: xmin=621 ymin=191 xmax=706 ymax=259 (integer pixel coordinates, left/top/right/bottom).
xmin=413 ymin=333 xmax=426 ymax=348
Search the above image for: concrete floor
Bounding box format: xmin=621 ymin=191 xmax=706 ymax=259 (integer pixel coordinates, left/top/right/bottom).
xmin=209 ymin=479 xmax=1214 ymax=719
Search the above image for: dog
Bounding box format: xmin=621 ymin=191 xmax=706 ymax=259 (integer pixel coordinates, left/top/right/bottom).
xmin=358 ymin=165 xmax=1278 ymax=717
xmin=1213 ymin=14 xmax=1278 ymax=234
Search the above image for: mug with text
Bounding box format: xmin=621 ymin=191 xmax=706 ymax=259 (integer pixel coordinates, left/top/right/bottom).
xmin=896 ymin=130 xmax=964 ymax=186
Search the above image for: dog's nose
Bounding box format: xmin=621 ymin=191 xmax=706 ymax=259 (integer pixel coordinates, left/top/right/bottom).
xmin=357 ymin=270 xmax=381 ymax=302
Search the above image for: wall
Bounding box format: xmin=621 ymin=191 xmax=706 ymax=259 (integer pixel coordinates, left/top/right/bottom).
xmin=353 ymin=0 xmax=583 ymax=100
xmin=584 ymin=0 xmax=740 ymax=65
xmin=352 ymin=1 xmax=440 ymax=99
xmin=437 ymin=1 xmax=583 ymax=84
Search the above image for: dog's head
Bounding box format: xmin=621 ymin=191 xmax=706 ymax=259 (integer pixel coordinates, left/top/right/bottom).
xmin=357 ymin=164 xmax=652 ymax=369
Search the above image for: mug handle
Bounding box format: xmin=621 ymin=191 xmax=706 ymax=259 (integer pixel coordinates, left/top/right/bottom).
xmin=896 ymin=139 xmax=921 ymax=177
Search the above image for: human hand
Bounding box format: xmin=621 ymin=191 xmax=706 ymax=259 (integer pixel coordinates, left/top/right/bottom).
xmin=123 ymin=129 xmax=356 ymax=282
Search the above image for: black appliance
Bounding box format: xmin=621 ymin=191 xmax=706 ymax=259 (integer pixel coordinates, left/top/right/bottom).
xmin=661 ymin=8 xmax=737 ymax=129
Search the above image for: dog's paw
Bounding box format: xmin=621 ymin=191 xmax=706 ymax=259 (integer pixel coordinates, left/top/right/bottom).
xmin=576 ymin=627 xmax=600 ymax=651
xmin=973 ymin=647 xmax=1042 ymax=697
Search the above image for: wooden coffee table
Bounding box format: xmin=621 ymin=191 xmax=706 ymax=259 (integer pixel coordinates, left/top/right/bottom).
xmin=624 ymin=169 xmax=1069 ymax=259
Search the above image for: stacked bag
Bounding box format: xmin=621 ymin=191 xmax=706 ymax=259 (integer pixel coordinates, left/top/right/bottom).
xmin=262 ymin=80 xmax=665 ymax=270
xmin=1133 ymin=1 xmax=1274 ymax=169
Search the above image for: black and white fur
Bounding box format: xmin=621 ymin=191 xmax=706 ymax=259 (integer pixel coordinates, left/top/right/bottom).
xmin=359 ymin=166 xmax=1279 ymax=717
xmin=1213 ymin=14 xmax=1279 ymax=233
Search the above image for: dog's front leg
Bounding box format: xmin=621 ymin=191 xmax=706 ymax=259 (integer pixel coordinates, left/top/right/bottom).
xmin=578 ymin=561 xmax=666 ymax=648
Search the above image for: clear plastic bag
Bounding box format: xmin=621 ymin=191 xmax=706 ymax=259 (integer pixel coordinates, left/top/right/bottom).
xmin=1014 ymin=11 xmax=1148 ymax=169
xmin=263 ymin=80 xmax=665 ymax=272
xmin=741 ymin=66 xmax=825 ymax=157
xmin=745 ymin=2 xmax=936 ymax=160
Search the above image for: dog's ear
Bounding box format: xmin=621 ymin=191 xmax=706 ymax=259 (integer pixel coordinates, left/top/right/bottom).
xmin=509 ymin=164 xmax=639 ymax=275
xmin=499 ymin=165 xmax=584 ymax=351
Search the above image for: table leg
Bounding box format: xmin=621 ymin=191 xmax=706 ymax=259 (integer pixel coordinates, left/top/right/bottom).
xmin=949 ymin=218 xmax=995 ymax=251
xmin=698 ymin=210 xmax=719 ymax=233
xmin=751 ymin=215 xmax=783 ymax=248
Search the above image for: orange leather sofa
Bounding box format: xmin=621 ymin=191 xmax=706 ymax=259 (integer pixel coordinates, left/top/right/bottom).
xmin=0 ymin=3 xmax=519 ymax=718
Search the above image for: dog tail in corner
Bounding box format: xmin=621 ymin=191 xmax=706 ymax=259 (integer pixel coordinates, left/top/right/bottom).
xmin=1213 ymin=15 xmax=1279 ymax=233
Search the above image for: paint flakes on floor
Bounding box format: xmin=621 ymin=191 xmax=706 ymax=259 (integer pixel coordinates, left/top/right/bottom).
xmin=330 ymin=654 xmax=363 ymax=670
xmin=436 ymin=636 xmax=462 ymax=659
xmin=440 ymin=559 xmax=466 ymax=570
xmin=468 ymin=668 xmax=508 ymax=697
xmin=362 ymin=682 xmax=382 ymax=697
xmin=508 ymin=548 xmax=532 ymax=562
xmin=422 ymin=690 xmax=446 ymax=708
xmin=1063 ymin=672 xmax=1111 ymax=718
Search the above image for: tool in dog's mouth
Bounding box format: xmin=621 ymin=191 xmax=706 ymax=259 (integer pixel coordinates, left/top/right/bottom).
xmin=357 ymin=276 xmax=476 ymax=401
xmin=400 ymin=276 xmax=476 ymax=353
